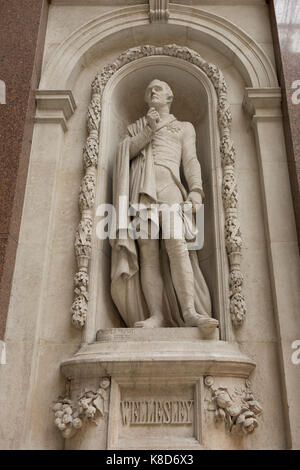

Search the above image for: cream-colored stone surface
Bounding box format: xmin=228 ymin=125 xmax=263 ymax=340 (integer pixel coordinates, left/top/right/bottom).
xmin=22 ymin=342 xmax=79 ymax=449
xmin=237 ymin=341 xmax=287 ymax=449
xmin=42 ymin=4 xmax=126 ymax=69
xmin=243 ymin=90 xmax=300 ymax=448
xmin=0 ymin=0 xmax=299 ymax=451
xmin=43 ymin=2 xmax=275 ymax=73
xmin=40 ymin=3 xmax=277 ymax=91
xmin=203 ymin=342 xmax=286 ymax=450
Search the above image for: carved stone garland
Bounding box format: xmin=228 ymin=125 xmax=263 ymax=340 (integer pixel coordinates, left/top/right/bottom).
xmin=70 ymin=44 xmax=246 ymax=329
xmin=53 ymin=377 xmax=110 ymax=439
xmin=204 ymin=376 xmax=262 ymax=435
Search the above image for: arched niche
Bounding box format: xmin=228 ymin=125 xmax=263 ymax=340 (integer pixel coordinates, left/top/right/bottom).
xmin=87 ymin=55 xmax=230 ymax=342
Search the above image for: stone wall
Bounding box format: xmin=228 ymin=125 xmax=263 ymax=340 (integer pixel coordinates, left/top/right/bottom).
xmin=0 ymin=0 xmax=299 ymax=450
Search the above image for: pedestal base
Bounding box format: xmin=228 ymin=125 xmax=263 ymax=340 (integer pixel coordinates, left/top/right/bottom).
xmin=60 ymin=329 xmax=256 ymax=450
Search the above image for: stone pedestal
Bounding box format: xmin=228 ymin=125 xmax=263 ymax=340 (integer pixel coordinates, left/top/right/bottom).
xmin=60 ymin=329 xmax=256 ymax=450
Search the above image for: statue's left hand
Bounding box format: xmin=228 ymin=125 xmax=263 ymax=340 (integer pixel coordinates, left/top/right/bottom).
xmin=185 ymin=191 xmax=202 ymax=212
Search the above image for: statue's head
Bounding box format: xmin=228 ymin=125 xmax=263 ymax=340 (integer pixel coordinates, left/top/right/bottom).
xmin=144 ymin=79 xmax=174 ymax=110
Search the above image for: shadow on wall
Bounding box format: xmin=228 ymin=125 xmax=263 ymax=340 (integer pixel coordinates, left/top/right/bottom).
xmin=0 ymin=80 xmax=6 ymax=104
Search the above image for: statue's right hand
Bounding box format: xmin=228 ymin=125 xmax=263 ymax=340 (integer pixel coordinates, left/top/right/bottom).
xmin=146 ymin=107 xmax=160 ymax=131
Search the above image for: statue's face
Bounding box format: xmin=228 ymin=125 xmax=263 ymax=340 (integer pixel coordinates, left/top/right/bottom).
xmin=145 ymin=80 xmax=173 ymax=109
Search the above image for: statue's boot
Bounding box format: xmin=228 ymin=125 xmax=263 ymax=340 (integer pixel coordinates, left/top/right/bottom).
xmin=134 ymin=316 xmax=167 ymax=328
xmin=165 ymin=238 xmax=219 ymax=333
xmin=183 ymin=309 xmax=219 ymax=335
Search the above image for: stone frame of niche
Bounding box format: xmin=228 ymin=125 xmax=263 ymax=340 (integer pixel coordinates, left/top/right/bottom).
xmin=71 ymin=45 xmax=246 ymax=342
xmin=94 ymin=56 xmax=227 ymax=340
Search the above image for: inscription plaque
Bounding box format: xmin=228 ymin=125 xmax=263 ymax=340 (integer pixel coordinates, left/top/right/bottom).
xmin=120 ymin=399 xmax=194 ymax=425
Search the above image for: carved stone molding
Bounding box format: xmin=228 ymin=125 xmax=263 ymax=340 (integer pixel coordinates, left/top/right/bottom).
xmin=149 ymin=0 xmax=169 ymax=23
xmin=62 ymin=330 xmax=256 ymax=379
xmin=243 ymin=88 xmax=282 ymax=120
xmin=35 ymin=90 xmax=76 ymax=132
xmin=53 ymin=377 xmax=110 ymax=439
xmin=40 ymin=6 xmax=277 ymax=91
xmin=204 ymin=376 xmax=262 ymax=435
xmin=71 ymin=44 xmax=246 ymax=329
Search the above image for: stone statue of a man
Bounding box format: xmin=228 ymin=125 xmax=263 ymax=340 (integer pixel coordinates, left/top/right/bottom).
xmin=110 ymin=79 xmax=218 ymax=333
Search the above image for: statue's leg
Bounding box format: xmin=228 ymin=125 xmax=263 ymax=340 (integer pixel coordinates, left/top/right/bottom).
xmin=134 ymin=238 xmax=167 ymax=328
xmin=164 ymin=237 xmax=218 ymax=331
xmin=158 ymin=181 xmax=218 ymax=331
xmin=157 ymin=182 xmax=197 ymax=320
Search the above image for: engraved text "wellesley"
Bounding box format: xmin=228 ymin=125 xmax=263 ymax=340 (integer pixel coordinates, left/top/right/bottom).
xmin=120 ymin=400 xmax=194 ymax=425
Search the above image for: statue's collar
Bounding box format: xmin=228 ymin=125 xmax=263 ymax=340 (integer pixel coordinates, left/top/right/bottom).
xmin=154 ymin=114 xmax=177 ymax=132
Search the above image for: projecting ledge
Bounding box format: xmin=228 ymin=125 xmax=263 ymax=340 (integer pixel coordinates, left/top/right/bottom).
xmin=61 ymin=328 xmax=255 ymax=380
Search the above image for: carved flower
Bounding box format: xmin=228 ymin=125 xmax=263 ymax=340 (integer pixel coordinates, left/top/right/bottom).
xmin=242 ymin=417 xmax=258 ymax=434
xmin=71 ymin=296 xmax=88 ymax=329
xmin=220 ymin=136 xmax=235 ymax=167
xmin=63 ymin=414 xmax=73 ymax=424
xmin=225 ymin=217 xmax=242 ymax=252
xmin=79 ymin=174 xmax=96 ymax=210
xmin=57 ymin=422 xmax=66 ymax=431
xmin=83 ymin=137 xmax=99 ymax=169
xmin=230 ymin=293 xmax=246 ymax=327
xmin=162 ymin=44 xmax=178 ymax=57
xmin=74 ymin=271 xmax=89 ymax=288
xmin=141 ymin=45 xmax=156 ymax=56
xmin=204 ymin=376 xmax=214 ymax=387
xmin=75 ymin=218 xmax=93 ymax=258
xmin=72 ymin=418 xmax=83 ymax=429
xmin=229 ymin=269 xmax=244 ymax=295
xmin=177 ymin=48 xmax=192 ymax=61
xmin=235 ymin=410 xmax=258 ymax=434
xmin=223 ymin=173 xmax=238 ymax=209
xmin=218 ymin=106 xmax=232 ymax=129
xmin=52 ymin=402 xmax=63 ymax=412
xmin=203 ymin=62 xmax=218 ymax=78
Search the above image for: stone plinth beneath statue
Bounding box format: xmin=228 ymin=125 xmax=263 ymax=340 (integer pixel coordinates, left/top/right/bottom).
xmin=61 ymin=329 xmax=256 ymax=450
xmin=61 ymin=328 xmax=254 ymax=379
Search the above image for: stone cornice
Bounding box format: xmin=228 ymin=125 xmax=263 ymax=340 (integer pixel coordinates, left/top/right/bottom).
xmin=61 ymin=335 xmax=256 ymax=379
xmin=50 ymin=0 xmax=147 ymax=5
xmin=50 ymin=0 xmax=266 ymax=5
xmin=243 ymin=87 xmax=282 ymax=119
xmin=35 ymin=90 xmax=77 ymax=132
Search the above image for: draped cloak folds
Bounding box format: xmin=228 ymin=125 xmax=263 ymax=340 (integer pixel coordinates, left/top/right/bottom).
xmin=110 ymin=117 xmax=212 ymax=327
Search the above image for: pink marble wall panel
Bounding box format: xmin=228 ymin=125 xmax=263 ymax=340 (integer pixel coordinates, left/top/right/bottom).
xmin=0 ymin=0 xmax=49 ymax=339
